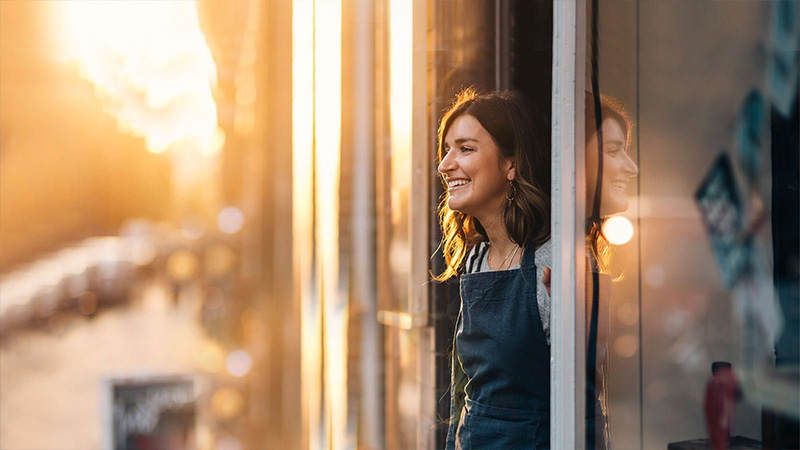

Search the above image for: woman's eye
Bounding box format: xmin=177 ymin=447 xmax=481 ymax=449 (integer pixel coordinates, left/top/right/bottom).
xmin=461 ymin=146 xmax=474 ymax=152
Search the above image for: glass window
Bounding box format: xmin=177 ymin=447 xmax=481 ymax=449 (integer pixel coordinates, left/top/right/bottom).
xmin=579 ymin=1 xmax=800 ymax=448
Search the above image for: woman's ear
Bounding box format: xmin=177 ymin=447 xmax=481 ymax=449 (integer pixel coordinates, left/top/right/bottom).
xmin=507 ymin=164 xmax=516 ymax=181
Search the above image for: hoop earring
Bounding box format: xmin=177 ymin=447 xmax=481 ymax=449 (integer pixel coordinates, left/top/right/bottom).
xmin=506 ymin=181 xmax=516 ymax=207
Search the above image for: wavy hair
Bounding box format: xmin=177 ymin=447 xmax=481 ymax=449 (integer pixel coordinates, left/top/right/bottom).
xmin=434 ymin=88 xmax=551 ymax=281
xmin=585 ymin=91 xmax=633 ymax=273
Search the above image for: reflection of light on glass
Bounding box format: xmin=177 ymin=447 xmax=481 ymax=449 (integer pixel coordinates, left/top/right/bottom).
xmin=644 ymin=264 xmax=665 ymax=287
xmin=217 ymin=206 xmax=245 ymax=234
xmin=387 ymin=0 xmax=413 ymax=317
xmin=602 ymin=216 xmax=634 ymax=245
xmin=616 ymin=302 xmax=639 ymax=326
xmin=292 ymin=2 xmax=320 ymax=447
xmin=226 ymin=349 xmax=253 ymax=377
xmin=389 ymin=0 xmax=412 ymax=151
xmin=167 ymin=250 xmax=199 ymax=282
xmin=56 ymin=1 xmax=222 ymax=156
xmin=211 ymin=387 xmax=246 ymax=420
xmin=613 ymin=334 xmax=638 ymax=358
xmin=314 ymin=2 xmax=346 ymax=448
xmin=388 ymin=0 xmax=412 ymax=228
xmin=315 ymin=0 xmax=342 ymax=310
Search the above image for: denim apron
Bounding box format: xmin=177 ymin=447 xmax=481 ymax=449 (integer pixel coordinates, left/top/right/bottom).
xmin=446 ymin=244 xmax=550 ymax=450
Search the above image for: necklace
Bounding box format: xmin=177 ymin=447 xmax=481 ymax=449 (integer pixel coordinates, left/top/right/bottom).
xmin=490 ymin=243 xmax=520 ymax=271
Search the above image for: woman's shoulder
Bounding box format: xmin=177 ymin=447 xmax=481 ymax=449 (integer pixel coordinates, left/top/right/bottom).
xmin=534 ymin=239 xmax=552 ymax=261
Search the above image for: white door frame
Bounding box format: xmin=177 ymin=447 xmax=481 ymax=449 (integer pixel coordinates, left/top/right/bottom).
xmin=551 ymin=1 xmax=588 ymax=448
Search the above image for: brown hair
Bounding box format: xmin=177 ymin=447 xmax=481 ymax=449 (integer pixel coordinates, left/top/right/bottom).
xmin=434 ymin=88 xmax=551 ymax=281
xmin=585 ymin=91 xmax=633 ymax=273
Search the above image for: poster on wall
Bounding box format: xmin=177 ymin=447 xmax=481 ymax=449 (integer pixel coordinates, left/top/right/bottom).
xmin=695 ymin=153 xmax=749 ymax=288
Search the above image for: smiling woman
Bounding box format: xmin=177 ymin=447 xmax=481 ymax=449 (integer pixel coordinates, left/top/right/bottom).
xmin=435 ymin=88 xmax=550 ymax=282
xmin=585 ymin=92 xmax=639 ymax=274
xmin=434 ymin=88 xmax=552 ymax=449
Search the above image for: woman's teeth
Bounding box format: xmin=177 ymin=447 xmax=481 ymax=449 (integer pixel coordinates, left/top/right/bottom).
xmin=612 ymin=181 xmax=627 ymax=189
xmin=448 ymin=180 xmax=470 ymax=189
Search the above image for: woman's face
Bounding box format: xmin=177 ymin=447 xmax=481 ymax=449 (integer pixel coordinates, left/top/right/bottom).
xmin=438 ymin=114 xmax=514 ymax=220
xmin=586 ymin=118 xmax=638 ymax=216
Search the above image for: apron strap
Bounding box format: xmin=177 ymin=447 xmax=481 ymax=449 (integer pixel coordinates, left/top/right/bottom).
xmin=521 ymin=243 xmax=537 ymax=272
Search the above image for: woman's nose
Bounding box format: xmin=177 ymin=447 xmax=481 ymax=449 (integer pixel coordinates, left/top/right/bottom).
xmin=438 ymin=150 xmax=455 ymax=174
xmin=623 ymin=152 xmax=639 ymax=176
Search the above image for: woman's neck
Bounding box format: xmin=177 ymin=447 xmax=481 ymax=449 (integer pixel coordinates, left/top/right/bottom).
xmin=479 ymin=211 xmax=519 ymax=269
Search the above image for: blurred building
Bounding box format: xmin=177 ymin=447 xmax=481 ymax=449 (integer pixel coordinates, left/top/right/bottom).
xmin=0 ymin=1 xmax=797 ymax=450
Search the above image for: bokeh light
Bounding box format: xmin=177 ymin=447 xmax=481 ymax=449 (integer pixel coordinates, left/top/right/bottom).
xmin=217 ymin=207 xmax=244 ymax=235
xmin=602 ymin=215 xmax=634 ymax=245
xmin=225 ymin=349 xmax=253 ymax=378
xmin=166 ymin=250 xmax=200 ymax=283
xmin=211 ymin=387 xmax=245 ymax=421
xmin=615 ymin=302 xmax=639 ymax=326
xmin=613 ymin=334 xmax=639 ymax=358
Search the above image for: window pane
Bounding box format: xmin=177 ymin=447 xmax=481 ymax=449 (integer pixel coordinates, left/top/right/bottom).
xmin=588 ymin=1 xmax=799 ymax=448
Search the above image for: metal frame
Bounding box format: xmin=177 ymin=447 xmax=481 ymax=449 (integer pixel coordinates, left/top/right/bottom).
xmin=551 ymin=1 xmax=587 ymax=448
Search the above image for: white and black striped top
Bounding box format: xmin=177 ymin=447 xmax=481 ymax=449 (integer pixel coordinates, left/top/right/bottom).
xmin=465 ymin=239 xmax=552 ymax=345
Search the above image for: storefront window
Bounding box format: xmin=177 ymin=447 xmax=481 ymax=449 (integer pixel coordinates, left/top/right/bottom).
xmin=575 ymin=1 xmax=800 ymax=448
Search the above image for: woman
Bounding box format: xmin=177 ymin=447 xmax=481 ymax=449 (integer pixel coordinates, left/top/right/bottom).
xmin=582 ymin=91 xmax=639 ymax=450
xmin=436 ymin=88 xmax=551 ymax=449
xmin=584 ymin=92 xmax=639 ymax=270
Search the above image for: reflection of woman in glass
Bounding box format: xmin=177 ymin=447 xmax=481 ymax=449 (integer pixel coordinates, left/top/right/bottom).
xmin=435 ymin=88 xmax=552 ymax=449
xmin=583 ymin=91 xmax=639 ymax=450
xmin=585 ymin=92 xmax=639 ymax=270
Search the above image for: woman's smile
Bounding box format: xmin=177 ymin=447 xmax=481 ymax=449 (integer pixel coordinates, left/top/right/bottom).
xmin=586 ymin=118 xmax=638 ymax=216
xmin=610 ymin=179 xmax=628 ymax=191
xmin=447 ymin=178 xmax=471 ymax=191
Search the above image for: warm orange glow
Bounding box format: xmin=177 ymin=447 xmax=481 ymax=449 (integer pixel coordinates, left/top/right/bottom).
xmin=314 ymin=0 xmax=346 ymax=445
xmin=389 ymin=0 xmax=413 ymax=230
xmin=602 ymin=215 xmax=635 ymax=245
xmin=292 ymin=1 xmax=320 ymax=449
xmin=389 ymin=0 xmax=413 ymax=147
xmin=55 ymin=1 xmax=223 ymax=156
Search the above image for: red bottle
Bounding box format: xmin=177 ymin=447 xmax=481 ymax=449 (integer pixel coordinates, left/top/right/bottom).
xmin=704 ymin=361 xmax=739 ymax=449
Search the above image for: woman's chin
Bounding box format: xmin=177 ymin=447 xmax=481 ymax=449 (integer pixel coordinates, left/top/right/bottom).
xmin=447 ymin=198 xmax=465 ymax=213
xmin=600 ymin=200 xmax=628 ymax=217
